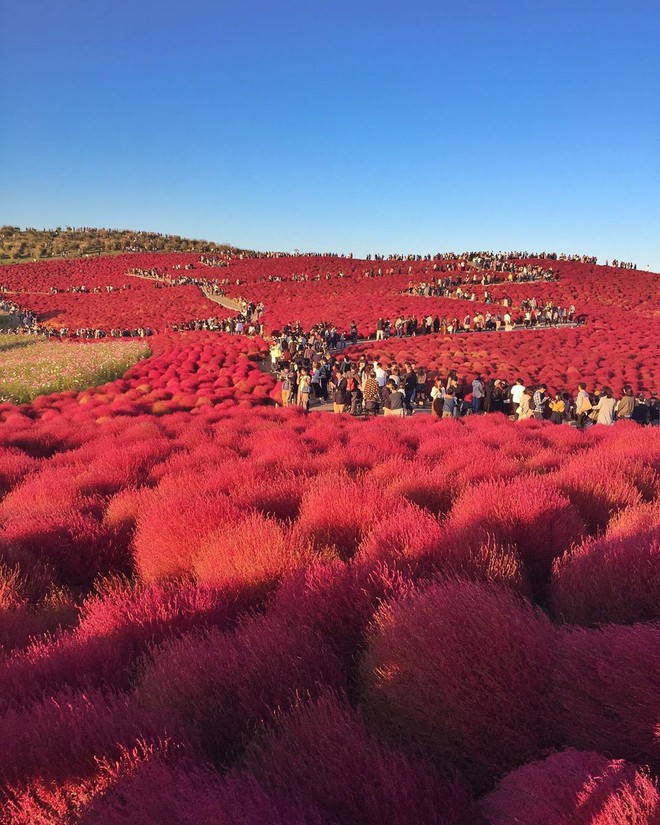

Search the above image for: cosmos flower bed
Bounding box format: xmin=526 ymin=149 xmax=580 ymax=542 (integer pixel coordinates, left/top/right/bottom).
xmin=0 ymin=404 xmax=659 ymax=823
xmin=0 ymin=337 xmax=150 ymax=404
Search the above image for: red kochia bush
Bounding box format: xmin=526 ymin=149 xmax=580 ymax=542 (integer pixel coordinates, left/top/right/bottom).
xmin=3 ymin=742 xmax=171 ymax=825
xmin=550 ymin=527 xmax=660 ymax=626
xmin=133 ymin=489 xmax=240 ymax=581
xmin=81 ymin=761 xmax=324 ymax=825
xmin=384 ymin=463 xmax=455 ymax=515
xmin=447 ymin=476 xmax=585 ymax=591
xmin=551 ymin=452 xmax=651 ymax=534
xmin=607 ymin=500 xmax=660 ymax=540
xmin=296 ymin=474 xmax=400 ymax=560
xmin=244 ymin=691 xmax=481 ymax=825
xmin=191 ymin=513 xmax=326 ymax=597
xmin=0 ymin=586 xmax=77 ymax=658
xmin=138 ymin=615 xmax=346 ymax=764
xmin=0 ymin=448 xmax=36 ymax=498
xmin=552 ymin=624 xmax=660 ymax=772
xmin=361 ymin=580 xmax=556 ymax=791
xmin=481 ymin=748 xmax=660 ymax=825
xmin=0 ymin=511 xmax=129 ymax=587
xmin=230 ymin=472 xmax=307 ymax=521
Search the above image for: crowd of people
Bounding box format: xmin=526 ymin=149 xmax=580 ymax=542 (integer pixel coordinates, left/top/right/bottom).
xmin=605 ymin=260 xmax=638 ymax=269
xmin=0 ymin=298 xmax=41 ymax=334
xmin=273 ymin=350 xmax=658 ymax=426
xmin=46 ymin=283 xmax=134 ymax=295
xmin=407 ymin=279 xmax=562 ymax=303
xmin=372 ymin=303 xmax=578 ymax=339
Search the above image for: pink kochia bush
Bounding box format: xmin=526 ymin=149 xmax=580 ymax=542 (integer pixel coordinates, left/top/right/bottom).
xmin=191 ymin=513 xmax=327 ymax=597
xmin=80 ymin=761 xmax=325 ymax=825
xmin=552 ymin=624 xmax=660 ymax=772
xmin=357 ymin=504 xmax=529 ymax=595
xmin=296 ymin=474 xmax=401 ymax=560
xmin=132 ymin=488 xmax=241 ymax=581
xmin=446 ymin=476 xmax=586 ymax=592
xmin=0 ymin=687 xmax=183 ymax=823
xmin=0 ymin=577 xmax=250 ymax=713
xmin=360 ymin=579 xmax=556 ymax=791
xmin=481 ymin=748 xmax=660 ymax=825
xmin=0 ymin=447 xmax=36 ymax=498
xmin=0 ymin=565 xmax=77 ymax=657
xmin=550 ymin=509 xmax=660 ymax=625
xmin=266 ymin=559 xmax=415 ymax=669
xmin=244 ymin=691 xmax=481 ymax=825
xmin=137 ymin=615 xmax=347 ymax=765
xmin=0 ymin=510 xmax=129 ymax=588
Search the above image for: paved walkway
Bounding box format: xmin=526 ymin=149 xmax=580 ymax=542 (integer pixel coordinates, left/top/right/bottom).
xmin=200 ymin=288 xmax=243 ymax=312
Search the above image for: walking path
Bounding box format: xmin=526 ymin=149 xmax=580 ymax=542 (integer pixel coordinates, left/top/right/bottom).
xmin=200 ymin=287 xmax=243 ymax=313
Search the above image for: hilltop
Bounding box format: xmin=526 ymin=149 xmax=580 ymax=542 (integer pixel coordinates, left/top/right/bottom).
xmin=0 ymin=226 xmax=247 ymax=262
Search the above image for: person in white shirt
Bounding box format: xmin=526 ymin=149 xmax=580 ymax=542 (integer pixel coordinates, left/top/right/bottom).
xmin=430 ymin=377 xmax=444 ymax=402
xmin=510 ymin=379 xmax=526 ymax=418
xmin=374 ymin=363 xmax=388 ymax=388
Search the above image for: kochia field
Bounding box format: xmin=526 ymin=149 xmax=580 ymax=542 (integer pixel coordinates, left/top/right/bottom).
xmin=0 ymin=252 xmax=658 ymax=824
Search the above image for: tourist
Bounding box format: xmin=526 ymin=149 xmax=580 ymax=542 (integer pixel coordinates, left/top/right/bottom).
xmin=575 ymin=382 xmax=592 ymax=429
xmin=516 ymin=388 xmax=535 ymax=420
xmin=472 ymin=375 xmax=484 ymax=414
xmin=533 ymin=384 xmax=548 ymax=420
xmin=591 ymin=387 xmax=616 ymax=425
xmin=383 ymin=380 xmax=405 ymax=417
xmin=548 ymin=392 xmax=566 ymax=424
xmin=363 ymin=371 xmax=381 ymax=415
xmin=615 ymin=386 xmax=635 ymax=420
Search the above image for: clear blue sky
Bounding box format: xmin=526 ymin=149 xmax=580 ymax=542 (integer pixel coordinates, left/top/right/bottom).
xmin=1 ymin=0 xmax=659 ymax=267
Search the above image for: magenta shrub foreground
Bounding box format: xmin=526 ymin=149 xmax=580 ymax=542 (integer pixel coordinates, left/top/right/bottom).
xmin=0 ymin=253 xmax=658 ymax=823
xmin=0 ymin=407 xmax=658 ymax=822
xmin=482 ymin=749 xmax=659 ymax=824
xmin=361 ymin=579 xmax=557 ymax=791
xmin=244 ymin=691 xmax=481 ymax=825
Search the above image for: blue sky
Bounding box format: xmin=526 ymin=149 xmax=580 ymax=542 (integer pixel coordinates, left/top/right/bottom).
xmin=1 ymin=0 xmax=659 ymax=267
